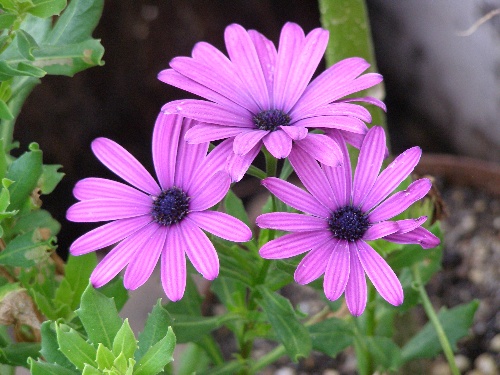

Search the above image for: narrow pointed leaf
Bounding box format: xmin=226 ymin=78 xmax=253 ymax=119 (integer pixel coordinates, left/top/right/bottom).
xmin=112 ymin=319 xmax=136 ymax=359
xmin=134 ymin=327 xmax=176 ymax=375
xmin=55 ymin=323 xmax=97 ymax=371
xmin=28 ymin=359 xmax=79 ymax=375
xmin=135 ymin=300 xmax=172 ymax=361
xmin=96 ymin=344 xmax=115 ymax=371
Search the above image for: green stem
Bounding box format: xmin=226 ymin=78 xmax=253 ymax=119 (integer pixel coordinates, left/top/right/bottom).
xmin=412 ymin=264 xmax=460 ymax=375
xmin=364 ymin=285 xmax=376 ymax=374
xmin=250 ymin=345 xmax=287 ymax=373
xmin=247 ymin=165 xmax=267 ymax=180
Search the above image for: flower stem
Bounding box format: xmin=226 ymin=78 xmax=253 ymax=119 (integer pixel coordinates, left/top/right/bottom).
xmin=250 ymin=345 xmax=287 ymax=373
xmin=412 ymin=264 xmax=460 ymax=375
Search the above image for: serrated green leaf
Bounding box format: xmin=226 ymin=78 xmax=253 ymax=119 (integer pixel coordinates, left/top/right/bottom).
xmin=223 ymin=190 xmax=250 ymax=227
xmin=257 ymin=286 xmax=312 ymax=361
xmin=46 ymin=0 xmax=103 ymax=44
xmin=16 ymin=29 xmax=39 ymax=61
xmin=401 ymin=300 xmax=479 ymax=362
xmin=28 ymin=0 xmax=67 ymax=18
xmin=39 ymin=163 xmax=64 ymax=194
xmin=98 ymin=275 xmax=128 ymax=312
xmin=365 ymin=336 xmax=402 ymax=372
xmin=5 ymin=144 xmax=43 ymax=211
xmin=134 ymin=327 xmax=175 ymax=375
xmin=113 ymin=352 xmax=127 ymax=373
xmin=136 ymin=300 xmax=172 ymax=362
xmin=55 ymin=253 xmax=96 ymax=310
xmin=308 ymin=318 xmax=354 ymax=357
xmin=14 ymin=209 xmax=61 ymax=237
xmin=77 ymin=284 xmax=122 ymax=349
xmin=112 ymin=319 xmax=136 ymax=359
xmin=0 ymin=229 xmax=55 ymax=267
xmin=39 ymin=321 xmax=75 ymax=371
xmin=0 ymin=60 xmax=45 ymax=79
xmin=28 ymin=358 xmax=79 ymax=375
xmin=56 ymin=323 xmax=97 ymax=371
xmin=81 ymin=364 xmax=101 ymax=375
xmin=0 ymin=100 xmax=14 ymax=120
xmin=96 ymin=343 xmax=115 ymax=370
xmin=0 ymin=342 xmax=40 ymax=367
xmin=0 ymin=13 xmax=17 ymax=29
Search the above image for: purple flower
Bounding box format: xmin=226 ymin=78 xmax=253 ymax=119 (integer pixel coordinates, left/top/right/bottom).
xmin=159 ymin=22 xmax=385 ymax=181
xmin=256 ymin=126 xmax=439 ymax=316
xmin=66 ymin=114 xmax=252 ymax=301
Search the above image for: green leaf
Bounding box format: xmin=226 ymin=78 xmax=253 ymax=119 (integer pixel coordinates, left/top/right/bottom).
xmin=0 ymin=100 xmax=14 ymax=120
xmin=0 ymin=229 xmax=55 ymax=267
xmin=28 ymin=359 xmax=79 ymax=375
xmin=134 ymin=327 xmax=175 ymax=375
xmin=308 ymin=318 xmax=353 ymax=357
xmin=98 ymin=275 xmax=128 ymax=312
xmin=14 ymin=209 xmax=61 ymax=237
xmin=28 ymin=0 xmax=67 ymax=18
xmin=136 ymin=300 xmax=172 ymax=362
xmin=6 ymin=143 xmax=43 ymax=211
xmin=96 ymin=343 xmax=115 ymax=370
xmin=112 ymin=319 xmax=136 ymax=359
xmin=257 ymin=286 xmax=312 ymax=361
xmin=46 ymin=0 xmax=103 ymax=44
xmin=76 ymin=284 xmax=122 ymax=349
xmin=223 ymin=190 xmax=250 ymax=227
xmin=365 ymin=336 xmax=402 ymax=372
xmin=177 ymin=343 xmax=210 ymax=375
xmin=167 ymin=313 xmax=237 ymax=344
xmin=55 ymin=253 xmax=96 ymax=310
xmin=16 ymin=29 xmax=39 ymax=61
xmin=0 ymin=61 xmax=46 ymax=79
xmin=81 ymin=364 xmax=101 ymax=375
xmin=401 ymin=300 xmax=479 ymax=362
xmin=0 ymin=342 xmax=40 ymax=367
xmin=56 ymin=323 xmax=97 ymax=371
xmin=39 ymin=321 xmax=75 ymax=371
xmin=39 ymin=164 xmax=64 ymax=194
xmin=0 ymin=14 xmax=17 ymax=29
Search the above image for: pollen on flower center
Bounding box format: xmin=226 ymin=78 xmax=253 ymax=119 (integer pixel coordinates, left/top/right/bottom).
xmin=253 ymin=109 xmax=291 ymax=131
xmin=328 ymin=206 xmax=369 ymax=242
xmin=152 ymin=187 xmax=189 ymax=226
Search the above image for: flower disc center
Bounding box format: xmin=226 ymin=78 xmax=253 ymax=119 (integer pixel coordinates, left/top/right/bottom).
xmin=152 ymin=187 xmax=189 ymax=226
xmin=253 ymin=109 xmax=291 ymax=131
xmin=328 ymin=206 xmax=369 ymax=241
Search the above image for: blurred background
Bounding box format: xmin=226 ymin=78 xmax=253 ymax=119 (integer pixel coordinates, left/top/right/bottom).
xmin=12 ymin=0 xmax=500 ymax=254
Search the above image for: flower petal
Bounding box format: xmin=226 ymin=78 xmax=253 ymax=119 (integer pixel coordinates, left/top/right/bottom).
xmin=188 ymin=211 xmax=252 ymax=242
xmin=67 ymin=199 xmax=151 ymax=222
xmin=227 ymin=141 xmax=261 ymax=182
xmin=248 ymin=29 xmax=277 ymax=101
xmin=90 ymin=223 xmax=157 ymax=288
xmin=189 ymin=171 xmax=231 ymax=211
xmin=288 ymin=146 xmax=338 ymax=210
xmin=322 ymin=130 xmax=352 ymax=206
xmin=324 ymin=240 xmax=350 ymax=301
xmin=256 ymin=212 xmax=329 ymax=232
xmin=185 ymin=124 xmax=244 ymax=143
xmin=91 ymin=138 xmax=160 ymax=195
xmin=308 ymin=103 xmax=372 ymax=122
xmin=261 ymin=177 xmax=330 ymax=218
xmin=361 ymin=146 xmax=422 ymax=212
xmin=69 ymin=216 xmax=152 ymax=256
xmin=169 ymin=56 xmax=258 ymax=113
xmin=291 ymin=57 xmax=371 ymax=116
xmin=262 ymin=130 xmax=292 ymax=159
xmin=280 ymin=125 xmax=308 ymax=140
xmin=233 ymin=129 xmax=267 ymax=156
xmin=384 ymin=226 xmax=440 ymax=249
xmin=152 ymin=113 xmax=181 ymax=189
xmin=225 ymin=24 xmax=270 ymax=109
xmin=73 ymin=177 xmax=146 ymax=201
xmin=369 ymin=179 xmax=432 ymax=222
xmin=295 ymin=238 xmax=338 ymax=284
xmin=352 ymin=126 xmax=386 ymax=206
xmin=393 ymin=216 xmax=427 ymax=234
xmin=341 ymin=96 xmax=387 ymax=111
xmin=292 ymin=133 xmax=343 ymax=167
xmin=356 ymin=240 xmax=403 ymax=306
xmin=162 ymin=99 xmax=253 ymax=127
xmin=296 ymin=115 xmax=368 ymax=134
xmin=161 ymin=224 xmax=186 ymax=301
xmin=259 ymin=230 xmax=332 ymax=259
xmin=273 ymin=22 xmax=306 ymax=111
xmin=123 ymin=226 xmax=167 ymax=290
xmin=179 ymin=219 xmax=219 ymax=280
xmin=344 ymin=242 xmax=367 ymax=316
xmin=362 ymin=221 xmax=399 ymax=241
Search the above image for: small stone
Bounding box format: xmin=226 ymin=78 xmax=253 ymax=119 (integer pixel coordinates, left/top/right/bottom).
xmin=474 ymin=353 xmax=499 ymax=375
xmin=322 ymin=370 xmax=340 ymax=375
xmin=474 ymin=199 xmax=487 ymax=212
xmin=274 ymin=367 xmax=296 ymax=375
xmin=455 ymin=354 xmax=471 ymax=372
xmin=431 ymin=360 xmax=451 ymax=375
xmin=493 ymin=216 xmax=500 ymax=230
xmin=490 ymin=334 xmax=500 ymax=352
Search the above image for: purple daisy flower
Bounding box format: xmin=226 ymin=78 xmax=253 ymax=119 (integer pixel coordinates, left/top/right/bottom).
xmin=159 ymin=22 xmax=385 ymax=181
xmin=66 ymin=114 xmax=252 ymax=301
xmin=256 ymin=126 xmax=439 ymax=316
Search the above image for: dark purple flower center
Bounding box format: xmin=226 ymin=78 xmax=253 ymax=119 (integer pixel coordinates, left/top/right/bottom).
xmin=328 ymin=206 xmax=369 ymax=242
xmin=152 ymin=187 xmax=189 ymax=226
xmin=253 ymin=109 xmax=291 ymax=131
